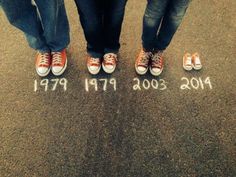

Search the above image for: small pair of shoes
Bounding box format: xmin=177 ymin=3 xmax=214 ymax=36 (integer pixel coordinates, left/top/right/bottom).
xmin=183 ymin=52 xmax=202 ymax=71
xmin=87 ymin=53 xmax=118 ymax=75
xmin=35 ymin=49 xmax=67 ymax=77
xmin=135 ymin=49 xmax=164 ymax=76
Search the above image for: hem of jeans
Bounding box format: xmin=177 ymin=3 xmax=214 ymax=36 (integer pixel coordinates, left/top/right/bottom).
xmin=142 ymin=42 xmax=155 ymax=52
xmin=142 ymin=46 xmax=153 ymax=52
xmin=153 ymin=46 xmax=166 ymax=51
xmin=37 ymin=49 xmax=51 ymax=53
xmin=104 ymin=48 xmax=119 ymax=55
xmin=50 ymin=42 xmax=70 ymax=52
xmin=87 ymin=52 xmax=104 ymax=59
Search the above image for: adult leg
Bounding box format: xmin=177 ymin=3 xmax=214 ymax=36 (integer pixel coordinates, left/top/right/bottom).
xmin=34 ymin=0 xmax=70 ymax=52
xmin=154 ymin=0 xmax=191 ymax=50
xmin=103 ymin=0 xmax=127 ymax=54
xmin=74 ymin=0 xmax=104 ymax=58
xmin=0 ymin=0 xmax=49 ymax=52
xmin=142 ymin=0 xmax=169 ymax=51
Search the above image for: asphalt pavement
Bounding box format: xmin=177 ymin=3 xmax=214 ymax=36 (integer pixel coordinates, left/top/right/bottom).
xmin=0 ymin=0 xmax=236 ymax=176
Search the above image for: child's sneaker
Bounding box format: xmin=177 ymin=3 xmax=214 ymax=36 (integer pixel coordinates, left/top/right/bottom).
xmin=35 ymin=52 xmax=51 ymax=77
xmin=102 ymin=53 xmax=118 ymax=74
xmin=51 ymin=49 xmax=67 ymax=76
xmin=87 ymin=56 xmax=101 ymax=75
xmin=150 ymin=50 xmax=164 ymax=76
xmin=135 ymin=49 xmax=152 ymax=75
xmin=183 ymin=53 xmax=193 ymax=71
xmin=192 ymin=52 xmax=202 ymax=70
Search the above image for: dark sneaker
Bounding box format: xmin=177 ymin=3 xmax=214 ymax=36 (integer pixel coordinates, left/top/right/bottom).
xmin=135 ymin=49 xmax=153 ymax=75
xmin=150 ymin=50 xmax=164 ymax=76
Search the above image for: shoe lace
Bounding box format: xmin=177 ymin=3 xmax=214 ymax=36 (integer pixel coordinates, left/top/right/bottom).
xmin=89 ymin=57 xmax=100 ymax=64
xmin=104 ymin=53 xmax=117 ymax=63
xmin=139 ymin=50 xmax=152 ymax=65
xmin=52 ymin=52 xmax=62 ymax=65
xmin=152 ymin=51 xmax=163 ymax=67
xmin=39 ymin=53 xmax=50 ymax=65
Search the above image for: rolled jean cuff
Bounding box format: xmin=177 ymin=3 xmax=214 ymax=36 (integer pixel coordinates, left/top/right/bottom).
xmin=38 ymin=48 xmax=51 ymax=53
xmin=25 ymin=34 xmax=50 ymax=52
xmin=50 ymin=42 xmax=70 ymax=52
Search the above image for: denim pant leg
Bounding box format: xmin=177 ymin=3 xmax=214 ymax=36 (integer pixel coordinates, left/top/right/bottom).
xmin=34 ymin=0 xmax=70 ymax=52
xmin=104 ymin=0 xmax=127 ymax=54
xmin=0 ymin=0 xmax=49 ymax=52
xmin=142 ymin=0 xmax=169 ymax=52
xmin=154 ymin=0 xmax=191 ymax=50
xmin=74 ymin=0 xmax=104 ymax=58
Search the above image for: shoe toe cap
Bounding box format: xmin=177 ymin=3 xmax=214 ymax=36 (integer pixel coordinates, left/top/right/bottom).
xmin=89 ymin=66 xmax=100 ymax=71
xmin=52 ymin=66 xmax=63 ymax=73
xmin=104 ymin=65 xmax=114 ymax=70
xmin=137 ymin=66 xmax=147 ymax=72
xmin=152 ymin=68 xmax=161 ymax=73
xmin=37 ymin=67 xmax=49 ymax=74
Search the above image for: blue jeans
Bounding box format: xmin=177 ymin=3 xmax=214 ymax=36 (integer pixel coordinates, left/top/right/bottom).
xmin=74 ymin=0 xmax=127 ymax=58
xmin=142 ymin=0 xmax=191 ymax=51
xmin=0 ymin=0 xmax=70 ymax=52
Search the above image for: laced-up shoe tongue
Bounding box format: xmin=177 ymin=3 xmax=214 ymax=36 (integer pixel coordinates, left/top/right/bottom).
xmin=90 ymin=58 xmax=100 ymax=65
xmin=149 ymin=51 xmax=164 ymax=76
xmin=104 ymin=53 xmax=117 ymax=63
xmin=37 ymin=53 xmax=50 ymax=68
xmin=152 ymin=52 xmax=163 ymax=68
xmin=52 ymin=52 xmax=62 ymax=66
xmin=138 ymin=51 xmax=151 ymax=65
xmin=51 ymin=50 xmax=68 ymax=76
xmin=135 ymin=49 xmax=153 ymax=75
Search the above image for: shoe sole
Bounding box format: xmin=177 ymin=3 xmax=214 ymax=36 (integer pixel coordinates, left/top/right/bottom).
xmin=36 ymin=67 xmax=51 ymax=77
xmin=102 ymin=63 xmax=116 ymax=74
xmin=149 ymin=67 xmax=163 ymax=76
xmin=52 ymin=57 xmax=68 ymax=76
